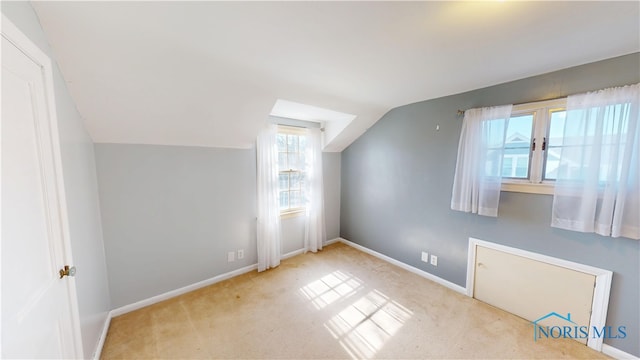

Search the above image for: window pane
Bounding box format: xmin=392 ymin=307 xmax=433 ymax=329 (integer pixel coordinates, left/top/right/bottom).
xmin=279 ymin=191 xmax=289 ymax=210
xmin=290 ymin=172 xmax=301 ymax=190
xmin=506 ymin=114 xmax=533 ymax=143
xmin=288 ymin=153 xmax=301 ymax=170
xmin=484 ymin=118 xmax=507 ymax=148
xmin=299 ymin=151 xmax=306 ymax=169
xmin=544 ymin=160 xmax=559 ymax=180
xmin=278 ymin=152 xmax=287 ymax=171
xmin=502 ymin=157 xmax=513 ymax=177
xmin=289 ymin=190 xmax=302 ymax=208
xmin=515 ymin=156 xmax=528 ymax=177
xmin=287 ymin=134 xmax=298 ymax=153
xmin=277 ymin=134 xmax=287 ymax=152
xmin=279 ymin=173 xmax=289 ymax=191
xmin=485 ymin=149 xmax=502 ymax=176
xmin=545 ymin=110 xmax=567 ymax=180
xmin=548 ymin=111 xmax=566 ymax=147
xmin=600 ymin=143 xmax=623 ymax=181
xmin=299 ymin=172 xmax=306 ymax=190
xmin=502 ymin=114 xmax=533 ymax=179
xmin=545 ymin=111 xmax=564 ymax=180
xmin=299 ymin=135 xmax=307 ymax=154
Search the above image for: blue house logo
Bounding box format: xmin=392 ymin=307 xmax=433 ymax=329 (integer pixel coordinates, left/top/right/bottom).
xmin=531 ymin=312 xmax=576 ymax=341
xmin=531 ymin=312 xmax=626 ymax=341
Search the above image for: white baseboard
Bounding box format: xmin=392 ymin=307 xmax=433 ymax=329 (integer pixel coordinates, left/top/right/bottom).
xmin=281 ymin=238 xmax=342 ymax=259
xmin=110 ymin=263 xmax=258 ymax=317
xmin=109 ymin=241 xmax=345 ymax=318
xmin=282 ymin=248 xmax=305 ymax=260
xmin=338 ymin=237 xmax=467 ymax=295
xmin=602 ymin=344 xmax=639 ymax=360
xmin=324 ymin=237 xmax=341 ymax=246
xmin=93 ymin=312 xmax=111 ymax=360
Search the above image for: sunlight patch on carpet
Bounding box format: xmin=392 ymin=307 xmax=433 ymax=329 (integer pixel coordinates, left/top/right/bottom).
xmin=298 ymin=270 xmax=364 ymax=310
xmin=324 ymin=289 xmax=413 ymax=359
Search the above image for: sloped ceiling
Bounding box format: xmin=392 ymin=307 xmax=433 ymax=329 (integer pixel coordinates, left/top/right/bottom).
xmin=31 ymin=1 xmax=639 ymax=151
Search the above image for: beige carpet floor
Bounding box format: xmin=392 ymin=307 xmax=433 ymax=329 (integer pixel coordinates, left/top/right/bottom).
xmin=101 ymin=242 xmax=609 ymax=359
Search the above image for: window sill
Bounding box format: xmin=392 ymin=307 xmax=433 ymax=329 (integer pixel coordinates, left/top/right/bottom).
xmin=501 ymin=181 xmax=554 ymax=195
xmin=280 ymin=209 xmax=306 ymax=219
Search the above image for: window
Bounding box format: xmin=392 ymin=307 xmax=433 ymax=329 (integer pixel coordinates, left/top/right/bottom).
xmin=499 ymin=98 xmax=567 ymax=194
xmin=546 ymin=103 xmax=632 ymax=183
xmin=277 ymin=126 xmax=307 ymax=214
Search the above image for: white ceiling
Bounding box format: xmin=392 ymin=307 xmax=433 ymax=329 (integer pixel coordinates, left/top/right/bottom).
xmin=31 ymin=1 xmax=639 ymax=152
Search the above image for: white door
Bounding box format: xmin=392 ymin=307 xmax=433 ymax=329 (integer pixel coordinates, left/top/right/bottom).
xmin=473 ymin=245 xmax=595 ymax=345
xmin=1 ymin=18 xmax=83 ymax=359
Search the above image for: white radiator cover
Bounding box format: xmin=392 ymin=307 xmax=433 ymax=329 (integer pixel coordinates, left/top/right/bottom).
xmin=466 ymin=238 xmax=613 ymax=351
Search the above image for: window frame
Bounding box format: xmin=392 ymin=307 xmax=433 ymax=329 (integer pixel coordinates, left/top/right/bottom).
xmin=277 ymin=125 xmax=307 ymax=217
xmin=501 ymin=98 xmax=567 ymax=195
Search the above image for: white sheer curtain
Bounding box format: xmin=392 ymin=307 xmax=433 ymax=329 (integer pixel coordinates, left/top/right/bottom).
xmin=304 ymin=128 xmax=326 ymax=252
xmin=451 ymin=104 xmax=513 ymax=217
xmin=552 ymin=84 xmax=639 ymax=240
xmin=256 ymin=123 xmax=282 ymax=271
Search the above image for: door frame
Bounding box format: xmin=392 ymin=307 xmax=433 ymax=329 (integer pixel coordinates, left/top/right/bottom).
xmin=2 ymin=14 xmax=84 ymax=358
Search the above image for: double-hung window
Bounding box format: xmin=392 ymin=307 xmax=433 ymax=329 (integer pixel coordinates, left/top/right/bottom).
xmin=277 ymin=126 xmax=307 ymax=214
xmin=500 ymin=98 xmax=567 ymax=194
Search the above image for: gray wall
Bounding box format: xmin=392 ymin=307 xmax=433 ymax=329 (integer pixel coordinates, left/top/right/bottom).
xmin=324 ymin=152 xmax=341 ymax=240
xmin=1 ymin=3 xmax=112 ymax=358
xmin=281 ymin=215 xmax=306 ymax=255
xmin=340 ymin=53 xmax=640 ymax=356
xmin=95 ymin=144 xmax=341 ymax=308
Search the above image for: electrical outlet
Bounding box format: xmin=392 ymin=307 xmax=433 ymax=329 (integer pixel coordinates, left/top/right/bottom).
xmin=227 ymin=251 xmax=235 ymax=262
xmin=430 ymin=254 xmax=438 ymax=267
xmin=237 ymin=249 xmax=244 ymax=260
xmin=421 ymin=251 xmax=429 ymax=263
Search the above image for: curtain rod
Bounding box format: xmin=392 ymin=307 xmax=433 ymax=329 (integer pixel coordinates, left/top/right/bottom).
xmin=455 ymin=82 xmax=639 ymax=117
xmin=456 ymin=95 xmax=570 ymax=117
xmin=269 ymin=115 xmax=324 ymax=131
xmin=277 ymin=123 xmax=325 ymax=132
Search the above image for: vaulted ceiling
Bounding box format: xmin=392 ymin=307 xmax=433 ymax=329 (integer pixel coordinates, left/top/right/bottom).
xmin=31 ymin=1 xmax=639 ymax=151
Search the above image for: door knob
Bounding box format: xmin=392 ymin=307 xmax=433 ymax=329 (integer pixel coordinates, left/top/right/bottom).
xmin=59 ymin=265 xmax=76 ymax=279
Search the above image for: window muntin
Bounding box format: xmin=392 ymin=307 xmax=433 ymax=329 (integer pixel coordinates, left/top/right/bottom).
xmin=277 ymin=127 xmax=306 ymax=213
